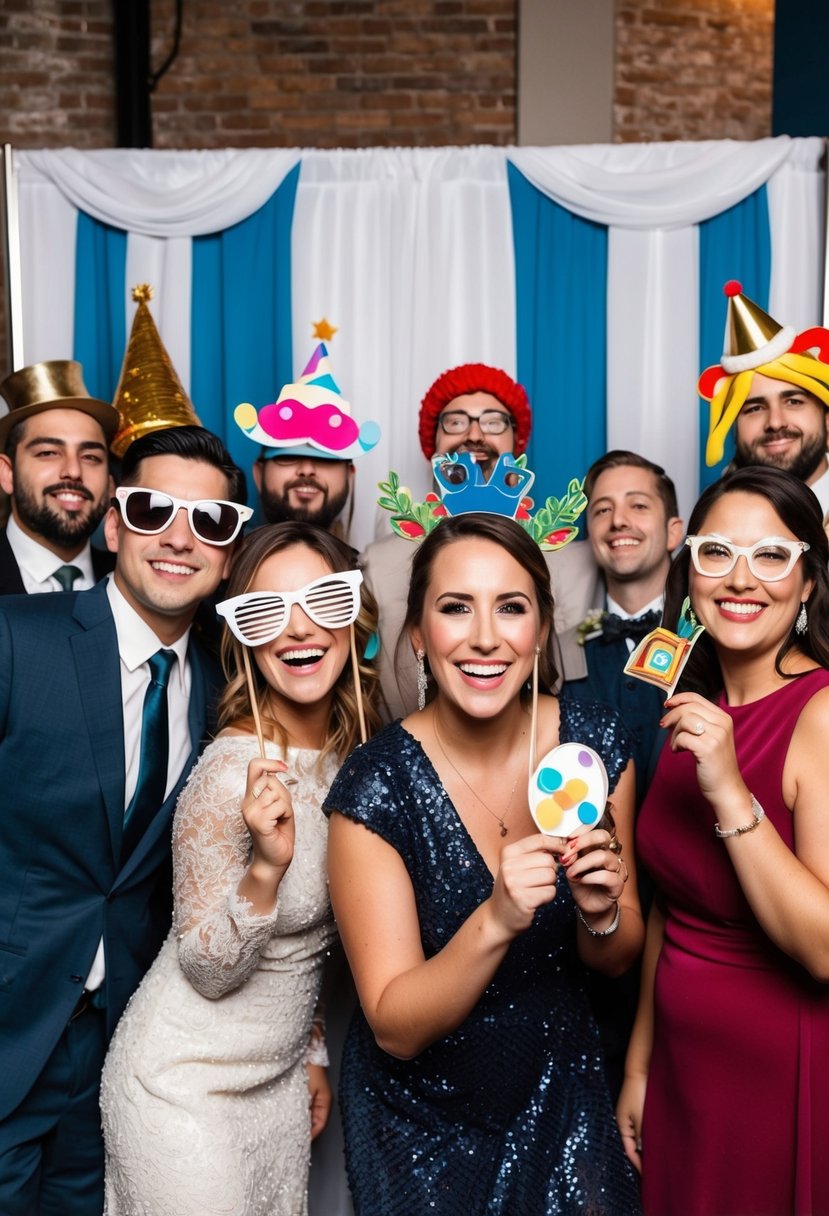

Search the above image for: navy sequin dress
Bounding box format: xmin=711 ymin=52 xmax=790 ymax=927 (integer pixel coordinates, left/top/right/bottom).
xmin=324 ymin=700 xmax=641 ymax=1216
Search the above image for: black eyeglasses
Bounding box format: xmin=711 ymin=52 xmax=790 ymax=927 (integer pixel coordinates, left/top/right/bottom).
xmin=437 ymin=410 xmax=513 ymax=436
xmin=114 ymin=488 xmax=252 ymax=546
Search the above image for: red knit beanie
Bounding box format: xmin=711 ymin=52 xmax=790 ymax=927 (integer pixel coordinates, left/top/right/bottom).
xmin=418 ymin=363 xmax=532 ymax=460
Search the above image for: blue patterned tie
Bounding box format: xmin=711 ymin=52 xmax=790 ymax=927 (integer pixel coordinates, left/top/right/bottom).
xmin=53 ymin=564 xmax=82 ymax=591
xmin=121 ymin=649 xmax=176 ymax=861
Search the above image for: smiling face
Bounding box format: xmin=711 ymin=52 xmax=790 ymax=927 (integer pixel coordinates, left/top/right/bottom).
xmin=433 ymin=391 xmax=515 ymax=480
xmin=410 ymin=536 xmax=544 ymax=719
xmin=104 ymin=454 xmax=235 ymax=643
xmin=689 ymin=490 xmax=813 ymax=661
xmin=0 ymin=408 xmax=112 ymax=558
xmin=587 ymin=465 xmax=683 ymax=594
xmin=248 ymin=544 xmax=351 ymax=717
xmin=254 ymin=455 xmax=352 ymax=530
xmin=734 ymin=372 xmax=828 ymax=485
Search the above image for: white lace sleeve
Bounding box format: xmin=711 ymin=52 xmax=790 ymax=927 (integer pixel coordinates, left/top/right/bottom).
xmin=172 ymin=738 xmax=281 ymax=1000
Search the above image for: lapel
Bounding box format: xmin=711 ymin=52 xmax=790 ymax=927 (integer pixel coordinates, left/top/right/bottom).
xmin=114 ymin=640 xmax=211 ymax=889
xmin=0 ymin=531 xmax=26 ymax=596
xmin=70 ymin=581 xmax=126 ymax=862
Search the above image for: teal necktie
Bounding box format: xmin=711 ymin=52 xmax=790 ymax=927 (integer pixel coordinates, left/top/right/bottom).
xmin=53 ymin=564 xmax=82 ymax=591
xmin=121 ymin=649 xmax=177 ymax=861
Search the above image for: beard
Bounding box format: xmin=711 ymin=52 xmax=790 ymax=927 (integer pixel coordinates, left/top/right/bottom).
xmin=442 ymin=439 xmax=503 ymax=480
xmin=261 ymin=478 xmax=350 ymax=530
xmin=14 ymin=480 xmax=108 ymax=548
xmin=734 ymin=428 xmax=828 ymax=483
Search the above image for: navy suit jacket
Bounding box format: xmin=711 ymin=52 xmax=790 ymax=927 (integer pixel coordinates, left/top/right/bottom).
xmin=563 ymin=630 xmax=666 ymax=807
xmin=0 ymin=579 xmax=219 ymax=1118
xmin=0 ymin=526 xmax=115 ymax=596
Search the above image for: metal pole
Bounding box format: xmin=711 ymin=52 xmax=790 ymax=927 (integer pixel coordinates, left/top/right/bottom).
xmin=1 ymin=144 xmax=24 ymax=371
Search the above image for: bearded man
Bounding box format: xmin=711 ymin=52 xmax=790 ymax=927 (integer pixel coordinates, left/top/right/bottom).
xmin=0 ymin=361 xmax=118 ymax=594
xmin=700 ymin=281 xmax=829 ymax=514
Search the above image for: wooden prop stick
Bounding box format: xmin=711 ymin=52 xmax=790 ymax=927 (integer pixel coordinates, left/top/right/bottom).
xmin=243 ymin=646 xmax=266 ymax=759
xmin=350 ymin=625 xmax=368 ymax=744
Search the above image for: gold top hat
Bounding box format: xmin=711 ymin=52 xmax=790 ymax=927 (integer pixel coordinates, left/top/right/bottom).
xmin=111 ymin=284 xmax=201 ymax=459
xmin=0 ymin=360 xmax=120 ymax=450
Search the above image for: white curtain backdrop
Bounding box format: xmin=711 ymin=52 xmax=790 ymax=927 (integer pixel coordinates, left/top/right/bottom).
xmin=509 ymin=136 xmax=826 ymax=519
xmin=291 ymin=147 xmax=516 ymax=538
xmin=9 ymin=137 xmax=826 ymax=544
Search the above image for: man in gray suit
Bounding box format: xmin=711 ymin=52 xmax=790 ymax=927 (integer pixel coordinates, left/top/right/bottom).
xmin=363 ymin=362 xmax=601 ymax=719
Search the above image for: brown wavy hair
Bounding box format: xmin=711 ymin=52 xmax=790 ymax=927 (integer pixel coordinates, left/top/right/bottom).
xmin=397 ymin=513 xmax=559 ymax=702
xmin=217 ymin=521 xmax=382 ymax=760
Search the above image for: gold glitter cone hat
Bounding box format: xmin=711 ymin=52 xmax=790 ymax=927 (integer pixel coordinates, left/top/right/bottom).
xmin=111 ymin=284 xmax=201 ymax=458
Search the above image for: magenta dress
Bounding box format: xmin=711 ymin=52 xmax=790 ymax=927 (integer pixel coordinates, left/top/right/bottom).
xmin=637 ymin=668 xmax=829 ymax=1216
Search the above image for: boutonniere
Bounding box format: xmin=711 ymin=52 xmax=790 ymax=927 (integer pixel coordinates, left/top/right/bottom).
xmin=576 ymin=609 xmax=606 ymax=646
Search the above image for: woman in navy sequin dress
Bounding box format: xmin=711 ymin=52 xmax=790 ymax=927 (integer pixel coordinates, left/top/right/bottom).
xmin=326 ymin=515 xmax=643 ymax=1215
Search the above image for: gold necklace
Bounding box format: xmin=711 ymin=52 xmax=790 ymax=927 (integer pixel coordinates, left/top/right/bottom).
xmin=432 ymin=712 xmax=525 ymax=837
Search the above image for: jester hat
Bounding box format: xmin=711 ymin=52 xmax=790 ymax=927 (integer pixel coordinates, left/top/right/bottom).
xmin=418 ymin=363 xmax=531 ymax=460
xmin=699 ymin=281 xmax=829 ymax=467
xmin=235 ymin=343 xmax=381 ymax=462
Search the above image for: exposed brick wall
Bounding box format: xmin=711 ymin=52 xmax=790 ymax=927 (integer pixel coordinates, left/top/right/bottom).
xmin=0 ymin=1 xmax=117 ymax=149
xmin=148 ymin=0 xmax=517 ymax=149
xmin=614 ymin=0 xmax=775 ymax=143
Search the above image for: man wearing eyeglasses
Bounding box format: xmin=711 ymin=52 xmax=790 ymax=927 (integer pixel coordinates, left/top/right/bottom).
xmin=0 ymin=424 xmax=248 ymax=1215
xmin=364 ymin=362 xmax=602 ymax=719
xmin=0 ymin=360 xmax=119 ymax=596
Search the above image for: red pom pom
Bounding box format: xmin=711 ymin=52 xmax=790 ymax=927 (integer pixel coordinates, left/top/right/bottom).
xmin=724 ymin=280 xmax=742 ymax=298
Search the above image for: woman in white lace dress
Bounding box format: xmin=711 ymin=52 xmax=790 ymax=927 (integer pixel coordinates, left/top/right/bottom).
xmin=100 ymin=522 xmax=381 ymax=1216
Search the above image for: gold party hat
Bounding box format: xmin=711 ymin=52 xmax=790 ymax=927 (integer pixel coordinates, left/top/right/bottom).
xmin=719 ymin=280 xmax=794 ymax=374
xmin=111 ymin=284 xmax=201 ymax=458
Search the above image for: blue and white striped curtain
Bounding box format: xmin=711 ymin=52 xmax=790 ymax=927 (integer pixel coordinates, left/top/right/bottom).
xmin=10 ymin=139 xmax=824 ymax=547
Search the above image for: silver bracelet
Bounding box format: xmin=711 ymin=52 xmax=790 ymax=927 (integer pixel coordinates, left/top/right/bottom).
xmin=714 ymin=794 xmax=765 ymax=839
xmin=576 ymin=900 xmax=621 ymax=938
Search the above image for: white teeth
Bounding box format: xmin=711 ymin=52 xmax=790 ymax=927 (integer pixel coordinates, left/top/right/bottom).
xmin=719 ymin=601 xmax=763 ymax=616
xmin=459 ymin=663 xmax=508 ymax=677
xmin=610 ymin=538 xmax=639 ymax=548
xmin=280 ymin=648 xmax=324 ymax=662
xmin=152 ymin=561 xmax=194 ymax=576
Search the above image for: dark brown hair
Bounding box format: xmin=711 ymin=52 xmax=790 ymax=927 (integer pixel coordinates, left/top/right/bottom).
xmin=664 ymin=466 xmax=829 ymax=697
xmin=397 ymin=513 xmax=559 ymax=700
xmin=584 ymin=449 xmax=679 ymax=522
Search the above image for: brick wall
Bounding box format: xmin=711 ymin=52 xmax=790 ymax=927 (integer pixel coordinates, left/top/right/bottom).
xmin=615 ymin=0 xmax=774 ymax=143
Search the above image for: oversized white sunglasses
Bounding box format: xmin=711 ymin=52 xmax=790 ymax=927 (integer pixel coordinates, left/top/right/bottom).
xmin=114 ymin=487 xmax=253 ymax=546
xmin=686 ymin=534 xmax=810 ymax=583
xmin=216 ymin=569 xmax=364 ymax=646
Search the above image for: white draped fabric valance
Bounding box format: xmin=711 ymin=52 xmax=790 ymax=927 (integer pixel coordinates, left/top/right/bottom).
xmin=18 ymin=147 xmax=301 ymax=237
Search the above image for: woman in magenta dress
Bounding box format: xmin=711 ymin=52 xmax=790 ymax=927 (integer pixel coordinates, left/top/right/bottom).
xmin=617 ymin=466 xmax=829 ymax=1216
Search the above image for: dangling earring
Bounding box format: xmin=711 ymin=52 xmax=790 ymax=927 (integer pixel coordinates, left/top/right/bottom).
xmin=796 ymin=603 xmax=808 ymax=636
xmin=416 ymin=649 xmax=428 ymax=711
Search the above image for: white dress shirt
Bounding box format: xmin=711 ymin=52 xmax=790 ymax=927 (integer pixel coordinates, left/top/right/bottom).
xmin=808 ymin=465 xmax=829 ymax=518
xmin=84 ymin=577 xmax=193 ymax=991
xmin=6 ymin=515 xmax=96 ymax=592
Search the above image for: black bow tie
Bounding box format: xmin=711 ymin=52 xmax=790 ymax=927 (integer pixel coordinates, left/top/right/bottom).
xmin=600 ymin=609 xmax=661 ymax=645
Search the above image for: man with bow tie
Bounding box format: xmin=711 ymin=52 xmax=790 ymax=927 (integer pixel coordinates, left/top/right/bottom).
xmin=563 ymin=450 xmax=684 ymax=805
xmin=562 ymin=449 xmax=683 ymax=1103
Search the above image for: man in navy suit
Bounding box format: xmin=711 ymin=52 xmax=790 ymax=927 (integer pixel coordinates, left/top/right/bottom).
xmin=0 ymin=424 xmax=249 ymax=1214
xmin=0 ymin=361 xmax=119 ymax=596
xmin=562 ymin=449 xmax=683 ymax=1101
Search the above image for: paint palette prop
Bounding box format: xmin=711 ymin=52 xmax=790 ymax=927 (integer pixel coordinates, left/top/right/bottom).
xmin=529 ymin=744 xmax=608 ymax=838
xmin=623 ymin=601 xmax=704 ymax=697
